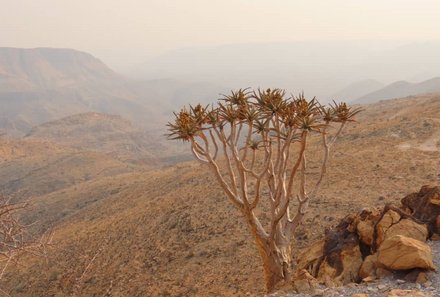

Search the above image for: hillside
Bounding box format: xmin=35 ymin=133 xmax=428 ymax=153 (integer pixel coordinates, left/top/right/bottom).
xmin=0 ymin=47 xmax=167 ymax=137
xmin=2 ymin=94 xmax=439 ymax=296
xmin=132 ymin=41 xmax=440 ymax=101
xmin=0 ymin=47 xmax=119 ymax=91
xmin=0 ymin=47 xmax=230 ymax=138
xmin=354 ymin=77 xmax=440 ymax=104
xmin=24 ymin=112 xmax=176 ymax=165
xmin=0 ymin=138 xmax=138 ymax=202
xmin=331 ymin=79 xmax=384 ymax=102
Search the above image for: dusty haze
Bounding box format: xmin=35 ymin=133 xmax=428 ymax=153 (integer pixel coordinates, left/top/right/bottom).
xmin=2 ymin=0 xmax=440 ymax=72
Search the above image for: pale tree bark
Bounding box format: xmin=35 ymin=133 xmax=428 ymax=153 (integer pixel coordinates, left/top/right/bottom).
xmin=188 ymin=120 xmax=347 ymax=292
xmin=168 ymin=92 xmax=360 ymax=292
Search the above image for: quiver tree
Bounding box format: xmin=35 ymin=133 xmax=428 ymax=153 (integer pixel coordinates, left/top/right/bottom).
xmin=167 ymin=89 xmax=361 ymax=292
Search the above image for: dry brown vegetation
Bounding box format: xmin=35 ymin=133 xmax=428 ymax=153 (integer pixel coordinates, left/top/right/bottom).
xmin=0 ymin=138 xmax=139 ymax=202
xmin=25 ymin=112 xmax=184 ymax=165
xmin=0 ymin=196 xmax=52 ymax=293
xmin=0 ymin=95 xmax=439 ymax=296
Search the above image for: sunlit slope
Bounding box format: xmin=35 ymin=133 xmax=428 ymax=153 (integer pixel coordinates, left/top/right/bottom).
xmin=3 ymin=94 xmax=440 ymax=296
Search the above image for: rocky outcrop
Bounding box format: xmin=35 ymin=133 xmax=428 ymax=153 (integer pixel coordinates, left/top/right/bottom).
xmin=401 ymin=185 xmax=440 ymax=235
xmin=294 ymin=186 xmax=439 ymax=293
xmin=377 ymin=235 xmax=435 ymax=270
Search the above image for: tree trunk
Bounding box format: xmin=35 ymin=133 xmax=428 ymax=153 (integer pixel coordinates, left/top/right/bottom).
xmin=254 ymin=236 xmax=292 ymax=293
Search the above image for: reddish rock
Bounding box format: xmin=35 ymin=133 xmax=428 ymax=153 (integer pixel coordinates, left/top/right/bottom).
xmin=416 ymin=271 xmax=428 ymax=284
xmin=317 ymin=243 xmax=363 ymax=284
xmin=377 ymin=235 xmax=435 ymax=270
xmin=401 ymin=185 xmax=440 ymax=236
xmin=383 ymin=219 xmax=428 ymax=243
xmin=359 ymin=254 xmax=378 ymax=279
xmin=318 ymin=216 xmax=363 ymax=284
xmin=355 ymin=208 xmax=381 ymax=246
xmin=375 ymin=210 xmax=401 ymax=246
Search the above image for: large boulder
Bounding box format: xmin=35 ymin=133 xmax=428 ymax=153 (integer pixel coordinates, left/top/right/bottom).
xmin=317 ymin=243 xmax=363 ymax=284
xmin=401 ymin=185 xmax=440 ymax=235
xmin=317 ymin=216 xmax=363 ymax=284
xmin=377 ymin=235 xmax=435 ymax=270
xmin=381 ymin=218 xmax=428 ymax=244
xmin=296 ymin=216 xmax=364 ymax=285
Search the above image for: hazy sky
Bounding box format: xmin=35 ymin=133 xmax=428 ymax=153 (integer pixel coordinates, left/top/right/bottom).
xmin=2 ymin=0 xmax=440 ymax=70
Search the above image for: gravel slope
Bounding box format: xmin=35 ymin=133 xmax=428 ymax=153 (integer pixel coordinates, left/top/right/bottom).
xmin=271 ymin=240 xmax=439 ymax=297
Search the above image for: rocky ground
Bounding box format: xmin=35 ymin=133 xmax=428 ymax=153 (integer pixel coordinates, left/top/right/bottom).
xmin=272 ymin=239 xmax=439 ymax=296
xmin=270 ymin=184 xmax=440 ymax=297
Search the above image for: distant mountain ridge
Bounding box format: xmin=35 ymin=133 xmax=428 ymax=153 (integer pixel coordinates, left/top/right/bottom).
xmin=353 ymin=77 xmax=440 ymax=104
xmin=331 ymin=79 xmax=385 ymax=102
xmin=0 ymin=47 xmax=228 ymax=137
xmin=0 ymin=47 xmax=119 ymax=91
xmin=0 ymin=47 xmax=159 ymax=136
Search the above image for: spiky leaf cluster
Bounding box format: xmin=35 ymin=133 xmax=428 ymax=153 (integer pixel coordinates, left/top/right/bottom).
xmin=167 ymin=88 xmax=361 ymax=141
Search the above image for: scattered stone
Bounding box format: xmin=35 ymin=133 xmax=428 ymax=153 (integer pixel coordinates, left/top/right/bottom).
xmin=377 ymin=235 xmax=435 ymax=270
xmin=404 ymin=269 xmax=423 ymax=282
xmin=416 ymin=271 xmax=429 ymax=284
xmin=351 ymin=294 xmax=369 ymax=297
xmin=422 ymin=280 xmax=432 ymax=288
xmin=322 ymin=274 xmax=339 ymax=288
xmin=312 ymin=288 xmax=325 ymax=296
xmin=386 ymin=289 xmax=432 ymax=297
xmin=378 ymin=284 xmax=387 ymax=290
xmin=359 ymin=254 xmax=378 ymax=279
xmin=361 ymin=276 xmax=376 ymax=283
xmin=376 ymin=267 xmax=392 ymax=278
xmin=293 ymin=269 xmax=318 ymax=293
